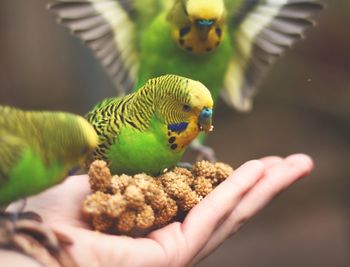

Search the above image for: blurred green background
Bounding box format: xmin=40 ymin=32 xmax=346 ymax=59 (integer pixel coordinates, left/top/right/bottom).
xmin=0 ymin=0 xmax=349 ymax=266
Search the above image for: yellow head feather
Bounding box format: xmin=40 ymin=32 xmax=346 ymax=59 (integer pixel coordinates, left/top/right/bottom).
xmin=186 ymin=0 xmax=225 ymax=21
xmin=168 ymin=0 xmax=226 ymax=54
xmin=187 ymin=79 xmax=213 ymax=111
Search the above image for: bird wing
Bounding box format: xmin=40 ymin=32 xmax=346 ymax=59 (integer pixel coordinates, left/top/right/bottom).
xmin=48 ymin=0 xmax=164 ymax=95
xmin=0 ymin=131 xmax=28 ymax=186
xmin=223 ymin=0 xmax=323 ymax=111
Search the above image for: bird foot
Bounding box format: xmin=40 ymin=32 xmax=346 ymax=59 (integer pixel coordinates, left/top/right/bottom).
xmin=0 ymin=211 xmax=77 ymax=267
xmin=190 ymin=140 xmax=216 ymax=162
xmin=176 ymin=162 xmax=193 ymax=171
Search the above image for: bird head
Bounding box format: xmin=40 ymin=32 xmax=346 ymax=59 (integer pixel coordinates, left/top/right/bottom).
xmin=167 ymin=0 xmax=226 ymax=53
xmin=184 ymin=78 xmax=214 ymax=133
xmin=151 ymin=75 xmax=214 ymax=137
xmin=185 ymin=0 xmax=225 ymax=40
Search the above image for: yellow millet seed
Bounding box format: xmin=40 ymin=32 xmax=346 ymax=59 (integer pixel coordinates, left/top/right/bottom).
xmin=132 ymin=173 xmax=155 ymax=192
xmin=92 ymin=214 xmax=114 ymax=232
xmin=193 ymin=176 xmax=213 ymax=197
xmin=214 ymin=162 xmax=234 ymax=182
xmin=160 ymin=172 xmax=193 ymax=199
xmin=110 ymin=174 xmax=132 ymax=194
xmin=124 ymin=185 xmax=145 ymax=209
xmin=154 ymin=198 xmax=178 ymax=227
xmin=136 ymin=205 xmax=155 ymax=229
xmin=144 ymin=186 xmax=169 ymax=210
xmin=163 ymin=180 xmax=192 ymax=199
xmin=159 ymin=171 xmax=178 ymax=185
xmin=192 ymin=161 xmax=216 ymax=179
xmin=83 ymin=191 xmax=110 ymax=216
xmin=173 ymin=167 xmax=194 ymax=185
xmin=88 ymin=160 xmax=113 ymax=193
xmin=117 ymin=211 xmax=137 ymax=232
xmin=105 ymin=194 xmax=127 ymax=218
xmin=178 ymin=191 xmax=200 ymax=211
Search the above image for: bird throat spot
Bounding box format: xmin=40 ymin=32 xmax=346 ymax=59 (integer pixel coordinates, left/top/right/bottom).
xmin=167 ymin=133 xmax=179 ymax=151
xmin=177 ymin=26 xmax=223 ymax=54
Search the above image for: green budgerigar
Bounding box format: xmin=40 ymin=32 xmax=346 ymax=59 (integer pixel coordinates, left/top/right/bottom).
xmin=0 ymin=106 xmax=98 ymax=205
xmin=49 ymin=0 xmax=323 ymax=111
xmin=86 ymin=74 xmax=214 ymax=175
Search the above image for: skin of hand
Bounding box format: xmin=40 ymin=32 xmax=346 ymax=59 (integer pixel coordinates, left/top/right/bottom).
xmin=9 ymin=153 xmax=313 ymax=267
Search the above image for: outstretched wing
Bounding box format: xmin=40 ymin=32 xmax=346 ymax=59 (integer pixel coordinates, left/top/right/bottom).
xmin=0 ymin=131 xmax=28 ymax=186
xmin=48 ymin=0 xmax=161 ymax=94
xmin=223 ymin=0 xmax=323 ymax=111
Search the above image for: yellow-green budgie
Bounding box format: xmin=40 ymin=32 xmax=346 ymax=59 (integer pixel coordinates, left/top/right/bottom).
xmin=86 ymin=74 xmax=214 ymax=175
xmin=49 ymin=0 xmax=323 ymax=111
xmin=0 ymin=105 xmax=98 ymax=205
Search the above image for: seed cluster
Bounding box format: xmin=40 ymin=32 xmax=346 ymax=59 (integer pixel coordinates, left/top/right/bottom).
xmin=83 ymin=160 xmax=233 ymax=234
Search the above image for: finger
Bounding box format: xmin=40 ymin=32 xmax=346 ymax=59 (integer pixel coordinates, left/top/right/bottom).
xmin=234 ymin=153 xmax=313 ymax=220
xmin=259 ymin=156 xmax=283 ymax=169
xmin=180 ymin=160 xmax=265 ymax=256
xmin=191 ymin=154 xmax=313 ymax=265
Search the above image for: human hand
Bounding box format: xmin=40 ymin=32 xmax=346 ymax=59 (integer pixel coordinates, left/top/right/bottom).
xmin=18 ymin=154 xmax=313 ymax=267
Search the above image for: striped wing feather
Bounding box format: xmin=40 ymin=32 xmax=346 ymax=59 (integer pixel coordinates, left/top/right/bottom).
xmin=48 ymin=0 xmax=139 ymax=95
xmin=224 ymin=0 xmax=323 ymax=111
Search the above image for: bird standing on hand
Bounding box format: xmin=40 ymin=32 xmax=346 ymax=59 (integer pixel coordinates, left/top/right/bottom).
xmin=86 ymin=74 xmax=214 ymax=175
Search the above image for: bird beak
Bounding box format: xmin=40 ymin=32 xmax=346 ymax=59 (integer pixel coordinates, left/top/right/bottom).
xmin=199 ymin=107 xmax=213 ymax=133
xmin=195 ymin=19 xmax=215 ymax=41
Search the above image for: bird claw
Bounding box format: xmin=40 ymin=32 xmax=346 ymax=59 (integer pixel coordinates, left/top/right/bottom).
xmin=176 ymin=162 xmax=193 ymax=171
xmin=190 ymin=140 xmax=216 ymax=162
xmin=0 ymin=212 xmax=78 ymax=267
xmin=18 ymin=211 xmax=43 ymax=222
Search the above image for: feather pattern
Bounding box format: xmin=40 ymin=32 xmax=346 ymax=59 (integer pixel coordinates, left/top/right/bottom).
xmin=48 ymin=0 xmax=322 ymax=112
xmin=224 ymin=0 xmax=323 ymax=111
xmin=86 ymin=74 xmax=192 ymax=160
xmin=0 ymin=132 xmax=27 ymax=185
xmin=48 ymin=0 xmax=139 ymax=94
xmin=0 ymin=106 xmax=95 ymax=168
xmin=85 ymin=74 xmax=213 ymax=175
xmin=0 ymin=105 xmax=98 ymax=204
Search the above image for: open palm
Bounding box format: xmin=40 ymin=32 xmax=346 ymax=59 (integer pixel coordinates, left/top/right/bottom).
xmin=20 ymin=154 xmax=313 ymax=267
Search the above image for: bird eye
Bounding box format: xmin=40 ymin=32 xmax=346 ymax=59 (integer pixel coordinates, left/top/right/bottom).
xmin=183 ymin=104 xmax=191 ymax=112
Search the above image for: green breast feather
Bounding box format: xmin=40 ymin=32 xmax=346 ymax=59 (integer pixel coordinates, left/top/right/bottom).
xmin=0 ymin=149 xmax=64 ymax=205
xmin=107 ymin=117 xmax=184 ymax=175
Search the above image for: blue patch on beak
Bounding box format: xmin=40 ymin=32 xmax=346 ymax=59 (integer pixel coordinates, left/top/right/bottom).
xmin=199 ymin=108 xmax=213 ymax=132
xmin=200 ymin=108 xmax=213 ymax=121
xmin=196 ymin=19 xmax=215 ymax=27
